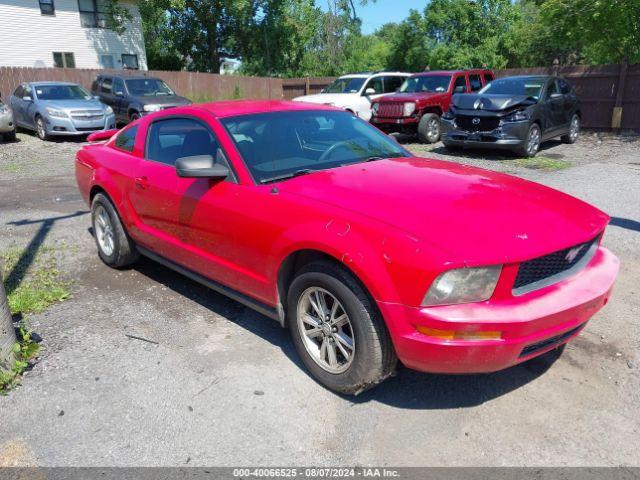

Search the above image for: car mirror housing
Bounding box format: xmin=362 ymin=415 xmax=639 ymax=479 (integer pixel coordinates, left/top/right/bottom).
xmin=550 ymin=93 xmax=563 ymax=100
xmin=87 ymin=129 xmax=118 ymax=142
xmin=23 ymin=96 xmax=32 ymax=101
xmin=364 ymin=88 xmax=376 ymax=96
xmin=176 ymin=155 xmax=229 ymax=179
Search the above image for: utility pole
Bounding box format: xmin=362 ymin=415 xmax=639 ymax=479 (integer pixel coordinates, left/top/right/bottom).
xmin=0 ymin=272 xmax=17 ymax=372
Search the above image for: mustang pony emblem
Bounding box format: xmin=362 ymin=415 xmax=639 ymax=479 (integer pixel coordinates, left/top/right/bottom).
xmin=565 ymin=245 xmax=585 ymax=263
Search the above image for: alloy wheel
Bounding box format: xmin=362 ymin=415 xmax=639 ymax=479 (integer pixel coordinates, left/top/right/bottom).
xmin=94 ymin=205 xmax=115 ymax=256
xmin=570 ymin=116 xmax=580 ymax=141
xmin=527 ymin=125 xmax=541 ymax=156
xmin=427 ymin=118 xmax=440 ymax=141
xmin=36 ymin=118 xmax=46 ymax=139
xmin=296 ymin=287 xmax=355 ymax=374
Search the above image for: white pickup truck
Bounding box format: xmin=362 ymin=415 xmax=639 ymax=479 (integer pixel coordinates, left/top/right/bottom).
xmin=293 ymin=71 xmax=411 ymax=122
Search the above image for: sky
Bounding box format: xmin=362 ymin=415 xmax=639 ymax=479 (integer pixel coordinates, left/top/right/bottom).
xmin=356 ymin=0 xmax=427 ymax=34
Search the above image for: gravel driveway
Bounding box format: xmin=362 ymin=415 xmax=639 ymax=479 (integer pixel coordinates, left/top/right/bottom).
xmin=0 ymin=130 xmax=638 ymax=467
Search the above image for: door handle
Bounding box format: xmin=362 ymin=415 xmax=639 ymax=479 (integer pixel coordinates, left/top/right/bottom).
xmin=134 ymin=176 xmax=149 ymax=189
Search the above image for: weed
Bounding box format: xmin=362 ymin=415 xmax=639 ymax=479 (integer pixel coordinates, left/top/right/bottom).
xmin=510 ymin=156 xmax=572 ymax=171
xmin=0 ymin=321 xmax=40 ymax=394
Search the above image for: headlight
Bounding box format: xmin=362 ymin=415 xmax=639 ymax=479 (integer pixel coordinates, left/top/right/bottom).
xmin=441 ymin=111 xmax=455 ymax=120
xmin=422 ymin=266 xmax=502 ymax=306
xmin=143 ymin=104 xmax=162 ymax=112
xmin=105 ymin=106 xmax=114 ymax=115
xmin=403 ymin=102 xmax=416 ymax=117
xmin=371 ymin=102 xmax=379 ymax=115
xmin=45 ymin=107 xmax=68 ymax=118
xmin=502 ymin=110 xmax=529 ymax=122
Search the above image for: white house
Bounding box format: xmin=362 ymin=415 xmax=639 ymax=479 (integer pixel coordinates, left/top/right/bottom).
xmin=0 ymin=0 xmax=148 ymax=70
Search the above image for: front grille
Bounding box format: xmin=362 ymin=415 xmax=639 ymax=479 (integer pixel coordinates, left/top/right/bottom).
xmin=376 ymin=102 xmax=404 ymax=117
xmin=519 ymin=324 xmax=584 ymax=358
xmin=513 ymin=237 xmax=599 ymax=294
xmin=71 ymin=110 xmax=104 ymax=121
xmin=455 ymin=115 xmax=500 ymax=132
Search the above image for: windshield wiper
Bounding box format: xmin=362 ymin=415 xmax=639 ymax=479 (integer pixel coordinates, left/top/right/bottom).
xmin=260 ymin=169 xmax=316 ymax=184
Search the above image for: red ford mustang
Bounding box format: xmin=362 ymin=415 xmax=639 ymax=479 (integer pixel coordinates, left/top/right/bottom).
xmin=76 ymin=100 xmax=619 ymax=394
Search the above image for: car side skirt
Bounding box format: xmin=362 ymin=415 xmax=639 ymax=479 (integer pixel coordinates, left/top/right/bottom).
xmin=137 ymin=246 xmax=280 ymax=323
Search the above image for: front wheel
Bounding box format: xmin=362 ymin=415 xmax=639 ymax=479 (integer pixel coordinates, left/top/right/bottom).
xmin=561 ymin=114 xmax=580 ymax=144
xmin=417 ymin=113 xmax=441 ymax=144
xmin=91 ymin=193 xmax=139 ymax=268
xmin=35 ymin=116 xmax=49 ymax=141
xmin=287 ymin=262 xmax=397 ymax=395
xmin=516 ymin=123 xmax=541 ymax=158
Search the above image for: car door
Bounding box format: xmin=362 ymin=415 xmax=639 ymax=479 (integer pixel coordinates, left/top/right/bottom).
xmin=129 ymin=115 xmax=245 ymax=289
xmin=558 ymin=78 xmax=577 ymax=129
xmin=112 ymin=78 xmax=127 ymax=119
xmin=9 ymin=86 xmax=26 ymax=126
xmin=543 ymin=79 xmax=565 ymax=137
xmin=21 ymin=85 xmax=38 ymax=129
xmin=356 ymin=76 xmax=385 ymax=120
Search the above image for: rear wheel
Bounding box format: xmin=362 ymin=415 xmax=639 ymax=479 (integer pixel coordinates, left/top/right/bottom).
xmin=516 ymin=123 xmax=541 ymax=157
xmin=91 ymin=193 xmax=139 ymax=268
xmin=287 ymin=262 xmax=396 ymax=395
xmin=417 ymin=113 xmax=441 ymax=144
xmin=561 ymin=114 xmax=580 ymax=144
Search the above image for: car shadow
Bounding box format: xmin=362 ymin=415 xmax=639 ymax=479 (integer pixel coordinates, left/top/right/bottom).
xmin=131 ymin=256 xmax=562 ymax=409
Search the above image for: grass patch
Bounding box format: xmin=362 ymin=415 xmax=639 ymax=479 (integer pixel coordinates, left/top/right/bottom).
xmin=1 ymin=246 xmax=71 ymax=315
xmin=510 ymin=156 xmax=572 ymax=171
xmin=0 ymin=323 xmax=40 ymax=394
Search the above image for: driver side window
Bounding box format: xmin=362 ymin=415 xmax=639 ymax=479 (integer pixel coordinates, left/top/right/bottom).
xmin=363 ymin=77 xmax=383 ymax=95
xmin=453 ymin=75 xmax=467 ymax=92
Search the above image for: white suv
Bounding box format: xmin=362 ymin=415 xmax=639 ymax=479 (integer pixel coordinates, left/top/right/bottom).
xmin=293 ymin=72 xmax=411 ymax=121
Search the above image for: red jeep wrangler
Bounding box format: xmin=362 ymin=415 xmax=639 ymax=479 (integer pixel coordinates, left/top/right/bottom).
xmin=370 ymin=69 xmax=495 ymax=143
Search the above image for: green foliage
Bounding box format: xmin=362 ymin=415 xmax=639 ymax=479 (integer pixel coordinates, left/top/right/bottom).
xmin=0 ymin=321 xmax=40 ymax=394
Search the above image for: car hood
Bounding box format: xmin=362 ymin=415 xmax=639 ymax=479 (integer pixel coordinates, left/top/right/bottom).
xmin=293 ymin=93 xmax=357 ymax=106
xmin=138 ymin=95 xmax=191 ymax=106
xmin=452 ymin=94 xmax=537 ymax=112
xmin=277 ymin=158 xmax=609 ymax=265
xmin=377 ymin=92 xmax=444 ymax=103
xmin=39 ymin=99 xmax=106 ymax=111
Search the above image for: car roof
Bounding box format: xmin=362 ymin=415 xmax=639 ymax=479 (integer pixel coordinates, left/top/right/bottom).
xmin=493 ymin=75 xmax=551 ymax=80
xmin=29 ymin=81 xmax=78 ymax=86
xmin=410 ymin=69 xmax=492 ymax=77
xmin=339 ymin=71 xmax=410 ymax=79
xmin=98 ymin=74 xmax=161 ymax=81
xmin=192 ymin=100 xmax=338 ymax=118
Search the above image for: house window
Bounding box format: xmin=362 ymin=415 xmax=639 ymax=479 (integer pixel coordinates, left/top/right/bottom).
xmin=122 ymin=54 xmax=139 ymax=70
xmin=100 ymin=55 xmax=114 ymax=69
xmin=39 ymin=0 xmax=55 ymax=15
xmin=53 ymin=52 xmax=76 ymax=68
xmin=78 ymin=0 xmax=109 ymax=28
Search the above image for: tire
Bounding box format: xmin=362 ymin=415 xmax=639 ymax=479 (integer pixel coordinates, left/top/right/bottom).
xmin=287 ymin=261 xmax=397 ymax=395
xmin=35 ymin=115 xmax=49 ymax=141
xmin=417 ymin=113 xmax=441 ymax=144
xmin=3 ymin=130 xmax=16 ymax=142
xmin=561 ymin=114 xmax=580 ymax=144
xmin=91 ymin=193 xmax=139 ymax=268
xmin=516 ymin=123 xmax=541 ymax=158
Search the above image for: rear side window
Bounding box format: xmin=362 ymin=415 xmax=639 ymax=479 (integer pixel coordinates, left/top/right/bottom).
xmin=469 ymin=74 xmax=482 ymax=92
xmin=383 ymin=76 xmax=405 ymax=93
xmin=364 ymin=77 xmax=383 ymax=95
xmin=114 ymin=125 xmax=138 ymax=153
xmin=146 ymin=117 xmax=220 ymax=167
xmin=483 ymin=73 xmax=494 ymax=84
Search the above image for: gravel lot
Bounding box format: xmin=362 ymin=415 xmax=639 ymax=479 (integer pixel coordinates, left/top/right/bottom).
xmin=0 ymin=130 xmax=639 ymax=467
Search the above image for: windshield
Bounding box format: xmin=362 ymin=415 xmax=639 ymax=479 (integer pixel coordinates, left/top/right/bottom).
xmin=400 ymin=75 xmax=451 ymax=93
xmin=35 ymin=84 xmax=91 ymax=101
xmin=480 ymin=77 xmax=544 ymax=100
xmin=221 ymin=110 xmax=411 ymax=184
xmin=322 ymin=77 xmax=366 ymax=94
xmin=125 ymin=79 xmax=175 ymax=96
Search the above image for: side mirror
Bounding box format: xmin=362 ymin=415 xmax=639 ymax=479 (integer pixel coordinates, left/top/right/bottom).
xmin=115 ymin=91 xmax=124 ymax=97
xmin=23 ymin=96 xmax=33 ymax=101
xmin=453 ymin=86 xmax=466 ymax=94
xmin=550 ymin=92 xmax=563 ymax=100
xmin=364 ymin=88 xmax=376 ymax=96
xmin=176 ymin=155 xmax=229 ymax=179
xmin=87 ymin=129 xmax=118 ymax=142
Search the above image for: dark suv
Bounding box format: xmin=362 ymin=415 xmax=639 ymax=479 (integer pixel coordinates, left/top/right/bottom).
xmin=370 ymin=69 xmax=494 ymax=143
xmin=91 ymin=74 xmax=191 ymax=125
xmin=441 ymin=75 xmax=581 ymax=157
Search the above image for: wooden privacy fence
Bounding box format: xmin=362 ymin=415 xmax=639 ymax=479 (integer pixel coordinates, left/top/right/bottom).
xmin=1 ymin=63 xmax=637 ymax=130
xmin=283 ymin=63 xmax=640 ymax=131
xmin=0 ymin=67 xmax=283 ymax=103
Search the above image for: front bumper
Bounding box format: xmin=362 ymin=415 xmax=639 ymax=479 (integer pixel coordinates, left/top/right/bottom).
xmin=0 ymin=111 xmax=15 ymax=133
xmin=44 ymin=113 xmax=116 ymax=136
xmin=371 ymin=115 xmax=419 ymax=134
xmin=378 ymin=247 xmax=619 ymax=374
xmin=441 ymin=118 xmax=530 ymax=151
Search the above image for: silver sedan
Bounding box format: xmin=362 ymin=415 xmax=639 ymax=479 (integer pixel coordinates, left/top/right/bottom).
xmin=9 ymin=82 xmax=116 ymax=141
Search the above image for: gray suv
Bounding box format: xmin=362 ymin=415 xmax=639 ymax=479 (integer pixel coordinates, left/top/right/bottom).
xmin=91 ymin=74 xmax=191 ymax=125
